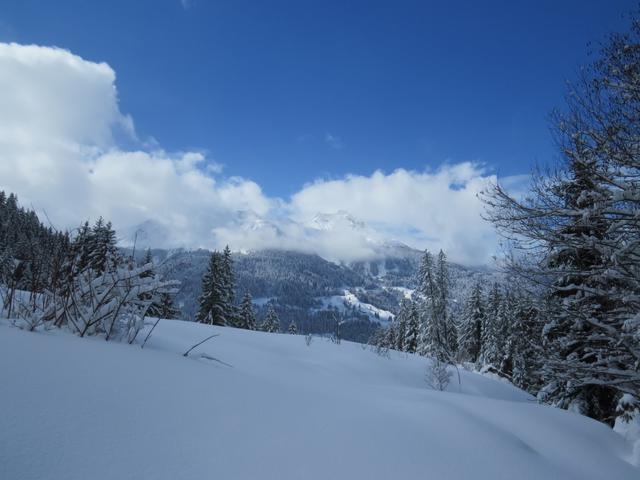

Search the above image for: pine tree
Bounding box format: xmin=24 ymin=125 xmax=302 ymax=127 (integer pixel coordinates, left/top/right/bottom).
xmin=402 ymin=301 xmax=420 ymax=354
xmin=416 ymin=250 xmax=437 ymax=356
xmin=156 ymin=291 xmax=181 ymax=319
xmin=496 ymin=287 xmax=517 ymax=376
xmin=416 ymin=249 xmax=454 ymax=362
xmin=436 ymin=250 xmax=457 ymax=357
xmin=507 ymin=292 xmax=542 ymax=392
xmin=88 ymin=217 xmax=118 ymax=274
xmin=262 ymin=306 xmax=280 ymax=333
xmin=238 ymin=292 xmax=257 ymax=330
xmin=480 ymin=283 xmax=502 ymax=366
xmin=221 ymin=245 xmax=236 ymax=324
xmin=288 ymin=321 xmax=298 ymax=334
xmin=196 ymin=251 xmax=229 ymax=326
xmin=483 ymin=14 xmax=640 ymax=424
xmin=458 ymin=282 xmax=484 ymax=363
xmin=139 ymin=248 xmax=163 ymax=317
xmin=392 ymin=301 xmax=408 ymax=351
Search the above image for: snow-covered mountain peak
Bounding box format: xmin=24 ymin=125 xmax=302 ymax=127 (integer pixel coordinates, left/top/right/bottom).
xmin=307 ymin=210 xmax=367 ymax=232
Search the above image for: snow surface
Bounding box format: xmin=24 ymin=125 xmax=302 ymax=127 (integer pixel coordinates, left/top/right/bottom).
xmin=319 ymin=289 xmax=395 ymax=323
xmin=615 ymin=413 xmax=640 ymax=467
xmin=0 ymin=320 xmax=638 ymax=480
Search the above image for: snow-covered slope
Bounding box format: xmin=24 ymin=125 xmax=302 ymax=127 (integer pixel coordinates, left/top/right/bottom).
xmin=1 ymin=321 xmax=637 ymax=479
xmin=319 ymin=289 xmax=395 ymax=323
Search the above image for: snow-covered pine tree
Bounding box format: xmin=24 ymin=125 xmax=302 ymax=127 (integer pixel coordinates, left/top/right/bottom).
xmin=483 ymin=13 xmax=640 ymax=424
xmin=139 ymin=248 xmax=165 ymax=318
xmin=238 ymin=292 xmax=257 ymax=330
xmin=480 ymin=283 xmax=502 ymax=367
xmin=196 ymin=251 xmax=229 ymax=326
xmin=221 ymin=245 xmax=237 ymax=325
xmin=507 ymin=292 xmax=542 ymax=392
xmin=262 ymin=306 xmax=280 ymax=333
xmin=496 ymin=287 xmax=517 ymax=377
xmin=402 ymin=300 xmax=420 ymax=354
xmin=392 ymin=300 xmax=408 ymax=351
xmin=370 ymin=326 xmax=391 ymax=357
xmin=458 ymin=282 xmax=484 ymax=364
xmin=155 ymin=291 xmax=181 ymax=319
xmin=288 ymin=321 xmax=298 ymax=334
xmin=88 ymin=217 xmax=119 ymax=275
xmin=436 ymin=250 xmax=457 ymax=357
xmin=416 ymin=250 xmax=438 ymax=356
xmin=416 ymin=249 xmax=454 ymax=362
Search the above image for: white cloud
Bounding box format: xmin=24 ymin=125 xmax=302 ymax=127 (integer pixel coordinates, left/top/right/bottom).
xmin=288 ymin=165 xmax=501 ymax=265
xmin=0 ymin=43 xmax=273 ymax=249
xmin=0 ymin=42 xmax=513 ymax=266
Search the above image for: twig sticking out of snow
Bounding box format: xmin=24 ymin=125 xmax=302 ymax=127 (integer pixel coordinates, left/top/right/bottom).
xmin=182 ymin=334 xmax=219 ymax=357
xmin=141 ymin=318 xmax=161 ymax=349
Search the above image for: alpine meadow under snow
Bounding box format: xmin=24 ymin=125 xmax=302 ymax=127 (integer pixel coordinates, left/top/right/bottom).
xmin=1 ymin=319 xmax=638 ymax=480
xmin=2 ymin=2 xmax=640 ymax=479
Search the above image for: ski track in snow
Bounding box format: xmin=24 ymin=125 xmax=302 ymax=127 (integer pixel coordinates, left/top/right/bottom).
xmin=0 ymin=319 xmax=637 ymax=480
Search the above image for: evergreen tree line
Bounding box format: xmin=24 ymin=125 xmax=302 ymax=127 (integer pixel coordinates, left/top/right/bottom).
xmin=0 ymin=193 xmax=180 ymax=339
xmin=480 ymin=15 xmax=640 ymax=426
xmin=457 ymin=282 xmax=544 ymax=393
xmin=197 ymin=247 xmax=302 ymax=335
xmin=374 ymin=13 xmax=640 ymax=427
xmin=0 ymin=191 xmax=70 ymax=309
xmin=371 ymin=250 xmax=459 ymax=362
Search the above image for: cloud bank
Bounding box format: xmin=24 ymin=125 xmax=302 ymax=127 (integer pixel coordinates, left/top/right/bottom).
xmin=0 ymin=42 xmax=511 ymax=266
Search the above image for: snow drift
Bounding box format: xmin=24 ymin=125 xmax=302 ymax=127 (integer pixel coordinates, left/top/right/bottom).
xmin=0 ymin=320 xmax=637 ymax=479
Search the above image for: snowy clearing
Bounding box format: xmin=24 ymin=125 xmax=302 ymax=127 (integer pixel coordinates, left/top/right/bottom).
xmin=0 ymin=319 xmax=637 ymax=480
xmin=319 ymin=289 xmax=395 ymax=323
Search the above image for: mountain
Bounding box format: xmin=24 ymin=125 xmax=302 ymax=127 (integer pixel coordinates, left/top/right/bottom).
xmin=147 ymin=245 xmax=498 ymax=343
xmin=306 ymin=210 xmax=367 ymax=232
xmin=124 ymin=211 xmax=499 ymax=342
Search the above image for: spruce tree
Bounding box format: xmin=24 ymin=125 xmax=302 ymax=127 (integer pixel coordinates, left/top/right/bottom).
xmin=416 ymin=249 xmax=454 ymax=362
xmin=507 ymin=292 xmax=542 ymax=392
xmin=436 ymin=250 xmax=457 ymax=357
xmin=196 ymin=251 xmax=229 ymax=326
xmin=221 ymin=245 xmax=236 ymax=324
xmin=88 ymin=217 xmax=118 ymax=274
xmin=416 ymin=250 xmax=437 ymax=356
xmin=288 ymin=321 xmax=298 ymax=334
xmin=393 ymin=301 xmax=409 ymax=351
xmin=156 ymin=291 xmax=181 ymax=319
xmin=483 ymin=13 xmax=640 ymax=423
xmin=402 ymin=301 xmax=420 ymax=354
xmin=262 ymin=306 xmax=280 ymax=333
xmin=458 ymin=282 xmax=484 ymax=363
xmin=480 ymin=283 xmax=502 ymax=367
xmin=238 ymin=292 xmax=257 ymax=330
xmin=139 ymin=248 xmax=162 ymax=317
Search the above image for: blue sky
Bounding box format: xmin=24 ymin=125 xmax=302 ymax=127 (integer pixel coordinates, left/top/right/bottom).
xmin=0 ymin=1 xmax=637 ymax=263
xmin=1 ymin=0 xmax=635 ymax=198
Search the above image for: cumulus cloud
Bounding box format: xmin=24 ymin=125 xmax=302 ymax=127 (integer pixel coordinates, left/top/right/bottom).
xmin=288 ymin=165 xmax=502 ymax=265
xmin=0 ymin=42 xmax=512 ymax=266
xmin=0 ymin=42 xmax=273 ymax=249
